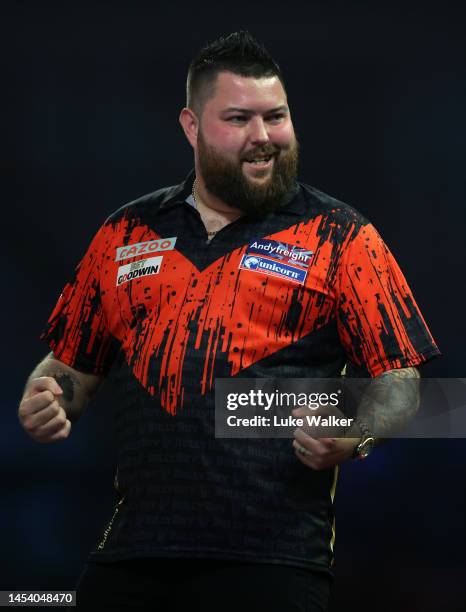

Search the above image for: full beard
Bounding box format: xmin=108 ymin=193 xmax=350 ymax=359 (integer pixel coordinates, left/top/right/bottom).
xmin=197 ymin=131 xmax=299 ymax=219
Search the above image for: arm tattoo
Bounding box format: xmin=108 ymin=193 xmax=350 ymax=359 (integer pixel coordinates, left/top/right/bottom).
xmin=53 ymin=373 xmax=77 ymax=402
xmin=26 ymin=354 xmax=93 ymax=423
xmin=48 ymin=368 xmax=84 ymax=421
xmin=358 ymin=367 xmax=420 ymax=438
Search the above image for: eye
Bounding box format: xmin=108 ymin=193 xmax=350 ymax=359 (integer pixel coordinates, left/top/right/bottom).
xmin=267 ymin=113 xmax=286 ymax=123
xmin=227 ymin=116 xmax=248 ymax=123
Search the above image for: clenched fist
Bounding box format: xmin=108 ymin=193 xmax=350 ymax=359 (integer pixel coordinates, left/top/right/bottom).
xmin=18 ymin=376 xmax=71 ymax=443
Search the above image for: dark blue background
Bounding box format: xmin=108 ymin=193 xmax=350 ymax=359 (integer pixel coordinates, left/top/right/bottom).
xmin=3 ymin=2 xmax=465 ymax=610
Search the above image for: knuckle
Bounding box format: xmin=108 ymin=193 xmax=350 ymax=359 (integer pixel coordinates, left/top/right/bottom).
xmin=43 ymin=390 xmax=55 ymax=404
xmin=22 ymin=417 xmax=36 ymax=432
xmin=57 ymin=427 xmax=70 ymax=440
xmin=54 ymin=420 xmax=71 ymax=439
xmin=29 ymin=378 xmax=47 ymax=393
xmin=26 ymin=379 xmax=40 ymax=392
xmin=19 ymin=395 xmax=34 ymax=411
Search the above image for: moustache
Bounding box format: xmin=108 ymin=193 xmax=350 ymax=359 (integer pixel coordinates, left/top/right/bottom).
xmin=242 ymin=146 xmax=280 ymax=163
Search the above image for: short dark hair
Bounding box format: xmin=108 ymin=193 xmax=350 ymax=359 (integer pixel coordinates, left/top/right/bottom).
xmin=186 ymin=31 xmax=285 ymax=116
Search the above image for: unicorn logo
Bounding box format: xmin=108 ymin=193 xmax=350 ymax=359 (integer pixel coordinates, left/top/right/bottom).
xmin=243 ymin=256 xmax=260 ymax=270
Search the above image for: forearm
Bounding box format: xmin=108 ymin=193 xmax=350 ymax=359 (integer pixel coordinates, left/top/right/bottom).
xmin=293 ymin=367 xmax=421 ymax=468
xmin=349 ymin=366 xmax=421 ymax=443
xmin=24 ymin=353 xmax=96 ymax=422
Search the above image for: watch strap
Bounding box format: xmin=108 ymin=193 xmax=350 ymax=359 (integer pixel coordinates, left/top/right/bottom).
xmin=352 ymin=418 xmax=375 ymax=459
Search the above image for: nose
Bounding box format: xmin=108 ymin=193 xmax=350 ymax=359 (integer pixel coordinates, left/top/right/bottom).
xmin=248 ymin=116 xmax=270 ymax=144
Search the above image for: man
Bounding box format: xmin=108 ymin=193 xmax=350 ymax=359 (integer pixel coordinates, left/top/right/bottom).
xmin=18 ymin=32 xmax=439 ymax=611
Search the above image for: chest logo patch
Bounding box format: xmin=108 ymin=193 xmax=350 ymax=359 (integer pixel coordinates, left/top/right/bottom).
xmin=239 ymin=239 xmax=313 ymax=284
xmin=116 ymin=256 xmax=163 ymax=286
xmin=115 ymin=237 xmax=177 ymax=261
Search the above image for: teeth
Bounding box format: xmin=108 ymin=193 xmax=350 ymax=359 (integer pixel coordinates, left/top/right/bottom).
xmin=249 ymin=156 xmax=271 ymax=164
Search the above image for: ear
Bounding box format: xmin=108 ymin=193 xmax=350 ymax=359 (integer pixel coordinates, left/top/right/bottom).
xmin=179 ymin=107 xmax=199 ymax=149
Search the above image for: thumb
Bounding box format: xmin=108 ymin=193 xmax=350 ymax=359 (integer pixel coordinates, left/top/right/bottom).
xmin=29 ymin=376 xmax=64 ymax=397
xmin=50 ymin=377 xmax=64 ymax=396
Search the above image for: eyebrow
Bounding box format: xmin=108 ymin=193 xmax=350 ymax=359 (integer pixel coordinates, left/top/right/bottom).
xmin=221 ymin=105 xmax=289 ymax=115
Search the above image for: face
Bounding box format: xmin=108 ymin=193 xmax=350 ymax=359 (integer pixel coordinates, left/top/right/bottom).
xmin=195 ymin=72 xmax=299 ymax=218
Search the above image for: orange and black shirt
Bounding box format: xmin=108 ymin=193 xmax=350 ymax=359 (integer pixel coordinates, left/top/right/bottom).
xmin=41 ymin=170 xmax=439 ymax=573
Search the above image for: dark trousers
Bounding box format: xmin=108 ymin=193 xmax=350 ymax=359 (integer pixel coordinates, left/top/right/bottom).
xmin=75 ymin=558 xmax=332 ymax=611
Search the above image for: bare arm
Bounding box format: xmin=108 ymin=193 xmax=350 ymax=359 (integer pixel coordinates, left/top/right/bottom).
xmin=18 ymin=353 xmax=103 ymax=443
xmin=293 ymin=366 xmax=421 ymax=469
xmin=354 ymin=366 xmax=421 ymax=441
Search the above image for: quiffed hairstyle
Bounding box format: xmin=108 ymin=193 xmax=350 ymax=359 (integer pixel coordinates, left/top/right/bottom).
xmin=186 ymin=31 xmax=285 ymax=116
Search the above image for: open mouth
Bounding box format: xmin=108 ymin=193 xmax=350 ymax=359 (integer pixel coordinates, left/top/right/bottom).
xmin=243 ymin=155 xmax=274 ymax=169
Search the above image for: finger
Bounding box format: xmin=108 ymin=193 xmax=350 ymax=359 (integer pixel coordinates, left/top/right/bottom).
xmin=293 ymin=428 xmax=322 ymax=452
xmin=316 ymin=437 xmax=337 ymax=448
xmin=26 ymin=376 xmax=63 ymax=398
xmin=22 ymin=402 xmax=62 ymax=430
xmin=294 ymin=430 xmax=338 ymax=458
xmin=292 ymin=407 xmax=308 ymax=418
xmin=293 ymin=440 xmax=319 ymax=469
xmin=19 ymin=390 xmax=57 ymax=417
xmin=292 ymin=409 xmax=332 ymax=437
xmin=293 ymin=439 xmax=311 ymax=457
xmin=293 ymin=440 xmax=331 ymax=471
xmin=36 ymin=419 xmax=72 ymax=444
xmin=35 ymin=411 xmax=69 ymax=439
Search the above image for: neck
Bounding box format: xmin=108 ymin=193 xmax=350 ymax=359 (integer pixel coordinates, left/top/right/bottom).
xmin=191 ymin=178 xmax=242 ymax=239
xmin=193 ymin=177 xmax=243 ymax=219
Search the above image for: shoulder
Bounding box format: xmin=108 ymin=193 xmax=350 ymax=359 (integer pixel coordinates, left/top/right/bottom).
xmin=103 ymin=183 xmax=182 ymax=227
xmin=297 ymin=181 xmax=370 ymax=229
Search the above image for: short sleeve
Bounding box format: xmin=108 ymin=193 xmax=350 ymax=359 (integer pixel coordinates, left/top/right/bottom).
xmin=336 ymin=223 xmax=440 ymax=377
xmin=40 ymin=224 xmax=117 ymax=375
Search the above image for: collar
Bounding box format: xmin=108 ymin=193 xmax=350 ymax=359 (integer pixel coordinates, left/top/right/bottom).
xmin=159 ymin=169 xmax=307 ymax=216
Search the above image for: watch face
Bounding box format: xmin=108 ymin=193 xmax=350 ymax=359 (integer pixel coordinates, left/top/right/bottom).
xmin=360 ymin=446 xmax=370 ymax=459
xmin=359 ymin=437 xmax=375 ymax=458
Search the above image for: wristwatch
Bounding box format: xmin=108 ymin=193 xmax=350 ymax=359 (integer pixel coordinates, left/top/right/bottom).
xmin=352 ymin=418 xmax=375 ymax=460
